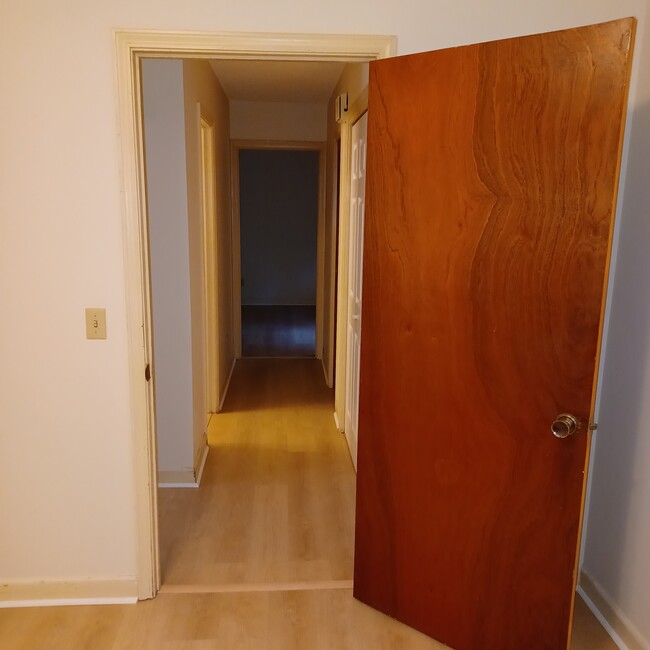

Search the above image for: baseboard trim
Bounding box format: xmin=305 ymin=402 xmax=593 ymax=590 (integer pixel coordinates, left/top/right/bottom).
xmin=159 ymin=442 xmax=209 ymax=489
xmin=0 ymin=578 xmax=138 ymax=609
xmin=333 ymin=411 xmax=342 ymax=433
xmin=158 ymin=468 xmax=196 ymax=488
xmin=578 ymin=571 xmax=649 ymax=650
xmin=194 ymin=443 xmax=209 ymax=486
xmin=344 ymin=425 xmax=358 ymax=471
xmin=219 ymin=358 xmax=236 ymax=412
xmin=321 ymin=356 xmax=328 ymax=384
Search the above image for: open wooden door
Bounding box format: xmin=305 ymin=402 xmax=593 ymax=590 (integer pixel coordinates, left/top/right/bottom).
xmin=354 ymin=19 xmax=635 ymax=650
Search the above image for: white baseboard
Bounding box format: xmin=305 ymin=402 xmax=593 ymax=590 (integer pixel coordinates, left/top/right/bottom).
xmin=158 ymin=469 xmax=199 ymax=488
xmin=321 ymin=356 xmax=330 ymax=386
xmin=578 ymin=571 xmax=649 ymax=650
xmin=194 ymin=443 xmax=209 ymax=486
xmin=0 ymin=578 xmax=138 ymax=608
xmin=158 ymin=443 xmax=209 ymax=488
xmin=333 ymin=411 xmax=342 ymax=433
xmin=219 ymin=358 xmax=236 ymax=412
xmin=344 ymin=425 xmax=358 ymax=471
xmin=158 ymin=468 xmax=197 ymax=488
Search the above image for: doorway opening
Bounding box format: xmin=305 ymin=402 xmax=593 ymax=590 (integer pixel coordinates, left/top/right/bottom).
xmin=139 ymin=51 xmax=373 ymax=598
xmin=234 ymin=145 xmax=323 ymax=358
xmin=121 ymin=31 xmax=394 ymax=600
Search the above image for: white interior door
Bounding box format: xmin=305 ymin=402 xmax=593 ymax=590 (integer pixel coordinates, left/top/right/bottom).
xmin=344 ymin=112 xmax=368 ymax=469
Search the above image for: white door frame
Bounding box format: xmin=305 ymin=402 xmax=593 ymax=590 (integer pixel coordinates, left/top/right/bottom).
xmin=230 ymin=139 xmax=327 ymax=359
xmin=114 ymin=29 xmax=396 ymax=599
xmin=199 ymin=112 xmax=220 ymax=415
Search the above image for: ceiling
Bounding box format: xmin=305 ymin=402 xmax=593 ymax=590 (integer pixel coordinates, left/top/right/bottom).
xmin=209 ymin=59 xmax=346 ymax=103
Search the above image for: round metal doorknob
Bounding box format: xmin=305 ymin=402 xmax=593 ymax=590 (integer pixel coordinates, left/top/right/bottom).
xmin=551 ymin=414 xmax=579 ymax=438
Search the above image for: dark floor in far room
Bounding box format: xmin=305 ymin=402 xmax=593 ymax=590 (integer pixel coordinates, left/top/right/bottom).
xmin=241 ymin=305 xmax=316 ymax=357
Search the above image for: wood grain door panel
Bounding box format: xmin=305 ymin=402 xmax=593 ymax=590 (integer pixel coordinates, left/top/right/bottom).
xmin=353 ymin=19 xmax=635 ymax=650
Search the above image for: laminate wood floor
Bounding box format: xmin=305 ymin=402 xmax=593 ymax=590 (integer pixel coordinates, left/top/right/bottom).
xmin=0 ymin=587 xmax=617 ymax=650
xmin=0 ymin=359 xmax=617 ymax=649
xmin=158 ymin=358 xmax=355 ymax=587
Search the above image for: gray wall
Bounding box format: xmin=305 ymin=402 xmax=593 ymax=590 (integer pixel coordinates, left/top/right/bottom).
xmin=580 ymin=6 xmax=650 ymax=644
xmin=141 ymin=59 xmax=195 ymax=473
xmin=239 ymin=149 xmax=319 ymax=306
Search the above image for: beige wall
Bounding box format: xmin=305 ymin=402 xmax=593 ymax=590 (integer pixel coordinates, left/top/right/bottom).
xmin=1 ymin=1 xmax=649 ymax=643
xmin=141 ymin=59 xmax=196 ymax=475
xmin=140 ymin=59 xmax=232 ymax=483
xmin=183 ymin=60 xmax=234 ymax=470
xmin=230 ymin=100 xmax=327 ymax=141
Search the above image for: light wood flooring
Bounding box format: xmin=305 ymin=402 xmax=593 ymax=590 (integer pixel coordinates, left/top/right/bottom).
xmin=0 ymin=359 xmax=617 ymax=649
xmin=158 ymin=358 xmax=354 ymax=587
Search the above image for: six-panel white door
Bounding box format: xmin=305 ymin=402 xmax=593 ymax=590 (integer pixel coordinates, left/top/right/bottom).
xmin=344 ymin=112 xmax=368 ymax=469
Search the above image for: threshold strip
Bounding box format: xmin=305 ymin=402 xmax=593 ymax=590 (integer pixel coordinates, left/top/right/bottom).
xmin=159 ymin=580 xmax=353 ymax=595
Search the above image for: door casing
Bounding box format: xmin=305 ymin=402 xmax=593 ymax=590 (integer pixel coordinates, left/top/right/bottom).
xmin=114 ymin=29 xmax=396 ymax=599
xmin=199 ymin=112 xmax=220 ymax=416
xmin=230 ymin=140 xmax=327 ymax=360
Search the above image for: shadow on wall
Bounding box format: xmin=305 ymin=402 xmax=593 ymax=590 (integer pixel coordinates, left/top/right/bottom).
xmin=583 ymin=98 xmax=650 ymax=642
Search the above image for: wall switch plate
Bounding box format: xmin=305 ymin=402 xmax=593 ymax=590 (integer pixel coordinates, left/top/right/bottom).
xmin=85 ymin=308 xmax=107 ymax=339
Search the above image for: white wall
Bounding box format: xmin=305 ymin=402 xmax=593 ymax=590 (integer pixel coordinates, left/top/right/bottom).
xmin=0 ymin=1 xmax=648 ymax=639
xmin=230 ymin=100 xmax=327 ymax=141
xmin=580 ymin=6 xmax=650 ymax=647
xmin=141 ymin=59 xmax=195 ymax=475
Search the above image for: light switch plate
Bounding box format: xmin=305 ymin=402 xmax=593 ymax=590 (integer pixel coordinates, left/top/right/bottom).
xmin=85 ymin=308 xmax=107 ymax=339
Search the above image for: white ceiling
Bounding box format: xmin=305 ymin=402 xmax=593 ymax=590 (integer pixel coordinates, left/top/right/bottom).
xmin=209 ymin=59 xmax=346 ymax=103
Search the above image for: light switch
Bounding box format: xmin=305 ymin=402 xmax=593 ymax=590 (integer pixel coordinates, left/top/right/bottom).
xmin=85 ymin=308 xmax=107 ymax=339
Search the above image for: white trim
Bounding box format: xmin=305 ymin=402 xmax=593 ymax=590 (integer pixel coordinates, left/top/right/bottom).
xmin=333 ymin=410 xmax=342 ymax=433
xmin=0 ymin=579 xmax=138 ymax=609
xmin=344 ymin=426 xmax=358 ymax=470
xmin=0 ymin=597 xmax=137 ymax=609
xmin=195 ymin=442 xmax=209 ymax=485
xmin=315 ymin=146 xmax=327 ymax=360
xmin=115 ymin=28 xmax=396 ymax=600
xmin=578 ymin=572 xmax=649 ymax=650
xmin=219 ymin=358 xmax=236 ymax=411
xmin=577 ymin=586 xmax=629 ymax=650
xmin=230 ymin=140 xmax=327 ymax=359
xmin=199 ymin=111 xmax=221 ymax=413
xmin=158 ymin=469 xmax=197 ymax=487
xmin=114 ymin=30 xmax=396 ymax=61
xmin=321 ymin=355 xmax=329 ymax=385
xmin=158 ymin=443 xmax=209 ymax=488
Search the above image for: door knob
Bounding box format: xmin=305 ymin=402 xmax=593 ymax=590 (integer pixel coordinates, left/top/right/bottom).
xmin=551 ymin=414 xmax=579 ymax=438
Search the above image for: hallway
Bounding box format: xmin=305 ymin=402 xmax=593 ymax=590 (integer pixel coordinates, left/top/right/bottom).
xmin=158 ymin=358 xmax=354 ymax=587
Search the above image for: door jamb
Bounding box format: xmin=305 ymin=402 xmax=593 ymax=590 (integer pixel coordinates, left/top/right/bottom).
xmin=231 ymin=139 xmax=327 ymax=359
xmin=114 ymin=29 xmax=396 ymax=600
xmin=199 ymin=112 xmax=220 ymax=415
